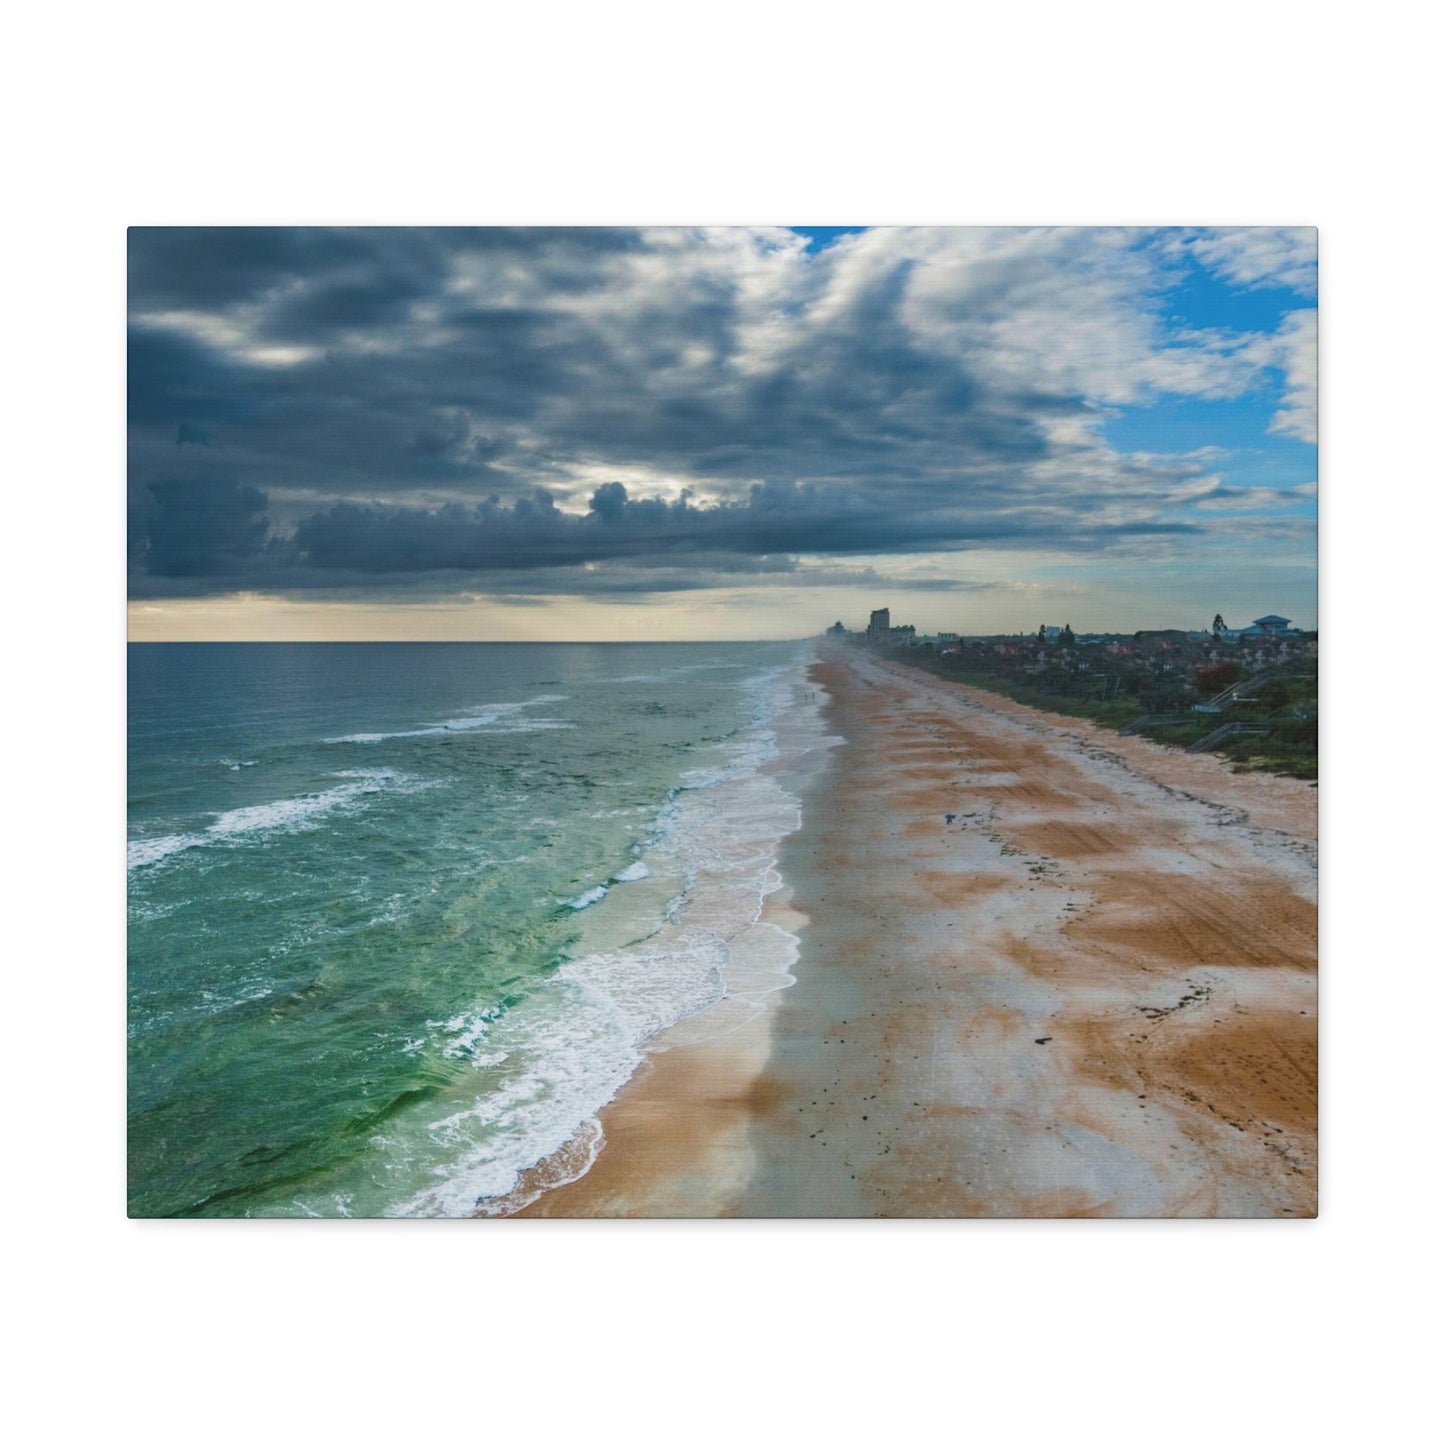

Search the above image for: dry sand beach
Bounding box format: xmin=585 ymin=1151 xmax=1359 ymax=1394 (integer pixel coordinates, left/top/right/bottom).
xmin=520 ymin=645 xmax=1318 ymax=1218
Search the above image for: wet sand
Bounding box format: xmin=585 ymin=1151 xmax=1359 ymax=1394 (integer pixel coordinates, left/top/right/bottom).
xmin=520 ymin=646 xmax=1317 ymax=1218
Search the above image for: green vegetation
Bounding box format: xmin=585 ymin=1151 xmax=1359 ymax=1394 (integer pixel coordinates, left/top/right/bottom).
xmin=909 ymin=656 xmax=1140 ymax=728
xmin=889 ymin=636 xmax=1318 ymax=781
xmin=1222 ymin=710 xmax=1317 ymax=780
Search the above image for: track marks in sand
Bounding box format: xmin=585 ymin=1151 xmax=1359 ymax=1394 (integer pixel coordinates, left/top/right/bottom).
xmin=1156 ymin=1012 xmax=1317 ymax=1137
xmin=1068 ymin=877 xmax=1316 ymax=973
xmin=1009 ymin=818 xmax=1131 ymax=860
xmin=810 ymin=650 xmax=1317 ymax=1216
xmin=915 ymin=871 xmax=1012 ymax=907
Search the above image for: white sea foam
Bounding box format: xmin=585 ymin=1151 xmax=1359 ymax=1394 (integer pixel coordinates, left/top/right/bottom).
xmin=326 ymin=694 xmax=570 ymax=743
xmin=561 ymin=928 xmax=730 ymax=1041
xmin=127 ymin=833 xmax=204 ymax=870
xmin=565 ymin=884 xmax=609 ymax=911
xmin=198 ymin=983 xmax=274 ymax=1015
xmin=392 ymin=645 xmax=842 ymax=1217
xmin=395 ymin=978 xmax=642 ymax=1218
xmin=364 ymin=893 xmax=410 ymax=928
xmin=438 ymin=1006 xmax=502 ymax=1061
xmin=127 ymin=767 xmax=410 ymax=871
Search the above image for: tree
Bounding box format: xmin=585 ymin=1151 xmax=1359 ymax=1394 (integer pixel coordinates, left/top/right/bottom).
xmin=1198 ymin=661 xmax=1241 ymax=693
xmin=1038 ymin=624 xmax=1047 ymax=642
xmin=1059 ymin=623 xmax=1075 ymax=647
xmin=1212 ymin=613 xmax=1226 ymax=637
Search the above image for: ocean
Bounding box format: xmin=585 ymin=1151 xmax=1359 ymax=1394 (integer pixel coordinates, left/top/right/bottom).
xmin=127 ymin=640 xmax=825 ymax=1217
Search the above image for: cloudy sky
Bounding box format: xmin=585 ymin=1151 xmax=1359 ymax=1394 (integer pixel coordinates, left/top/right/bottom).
xmin=127 ymin=226 xmax=1317 ymax=640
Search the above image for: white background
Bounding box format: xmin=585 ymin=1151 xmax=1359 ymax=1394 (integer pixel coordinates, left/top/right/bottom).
xmin=3 ymin=2 xmax=1436 ymax=1441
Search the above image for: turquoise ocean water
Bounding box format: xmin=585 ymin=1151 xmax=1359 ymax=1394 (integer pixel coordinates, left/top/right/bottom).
xmin=128 ymin=641 xmax=818 ymax=1217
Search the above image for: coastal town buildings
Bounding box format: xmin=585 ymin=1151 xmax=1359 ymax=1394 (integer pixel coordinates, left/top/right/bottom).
xmin=827 ymin=607 xmax=1316 ymax=769
xmin=1220 ymin=615 xmax=1303 ymax=641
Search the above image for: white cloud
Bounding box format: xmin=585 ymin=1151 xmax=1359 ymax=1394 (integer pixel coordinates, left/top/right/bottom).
xmin=1269 ymin=309 xmax=1318 ymax=444
xmin=135 ymin=308 xmax=321 ymax=367
xmin=1179 ymin=226 xmax=1317 ymax=296
xmin=799 ymin=227 xmax=1283 ymax=408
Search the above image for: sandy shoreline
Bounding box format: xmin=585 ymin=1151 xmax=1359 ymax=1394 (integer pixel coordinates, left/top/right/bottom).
xmin=518 ymin=645 xmax=1317 ymax=1218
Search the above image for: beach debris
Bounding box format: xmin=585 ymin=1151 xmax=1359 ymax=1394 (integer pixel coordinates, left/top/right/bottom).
xmin=1034 ymin=1037 xmax=1052 ymax=1044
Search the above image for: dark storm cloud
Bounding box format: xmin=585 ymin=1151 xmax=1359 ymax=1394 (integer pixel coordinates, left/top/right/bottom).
xmin=290 ymin=482 xmax=896 ymax=573
xmin=126 ymin=226 xmax=1300 ymax=600
xmin=128 ymin=324 xmax=263 ymax=428
xmin=128 ymin=227 xmax=377 ymax=309
xmin=176 ymin=422 xmax=219 ymax=448
xmin=129 ymin=227 xmax=646 ymax=326
xmin=141 ymin=477 xmax=271 ymax=577
xmin=292 ymin=481 xmax=1196 ymax=576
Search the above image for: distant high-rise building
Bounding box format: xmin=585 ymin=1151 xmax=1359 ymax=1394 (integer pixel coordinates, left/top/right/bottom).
xmin=867 ymin=607 xmax=890 ymax=641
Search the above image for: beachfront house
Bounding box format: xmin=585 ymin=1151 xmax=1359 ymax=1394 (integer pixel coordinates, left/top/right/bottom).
xmin=1220 ymin=614 xmax=1302 ymax=642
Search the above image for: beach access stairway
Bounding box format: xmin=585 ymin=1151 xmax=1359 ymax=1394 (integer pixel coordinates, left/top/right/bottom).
xmin=1186 ymin=720 xmax=1271 ymax=754
xmin=1119 ymin=714 xmax=1193 ymax=736
xmin=1195 ymin=670 xmax=1314 ymax=712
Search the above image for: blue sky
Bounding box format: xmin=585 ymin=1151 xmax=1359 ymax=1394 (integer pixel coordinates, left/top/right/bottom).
xmin=790 ymin=226 xmax=869 ymax=252
xmin=127 ymin=226 xmax=1317 ymax=640
xmin=1106 ymin=243 xmax=1316 ymax=492
xmin=1105 ymin=395 xmax=1316 ymax=491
